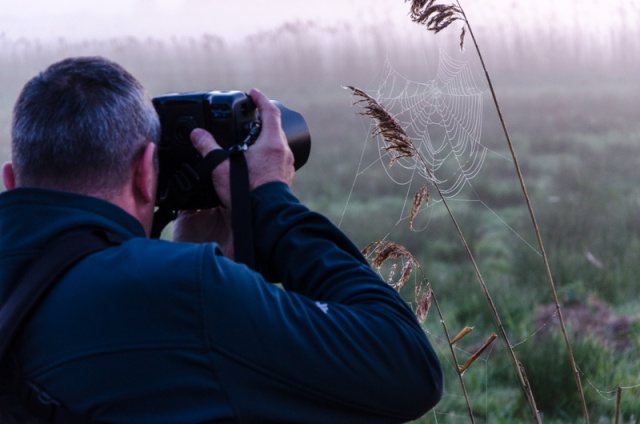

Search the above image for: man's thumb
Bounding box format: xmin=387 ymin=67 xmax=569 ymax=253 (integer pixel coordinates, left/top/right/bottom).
xmin=190 ymin=128 xmax=221 ymax=156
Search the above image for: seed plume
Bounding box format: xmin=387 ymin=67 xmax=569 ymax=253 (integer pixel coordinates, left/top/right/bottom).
xmin=405 ymin=0 xmax=466 ymax=49
xmin=363 ymin=240 xmax=415 ymax=289
xmin=414 ymin=284 xmax=432 ymax=322
xmin=344 ymin=85 xmax=417 ymax=168
xmin=363 ymin=240 xmax=431 ymax=320
xmin=410 ymin=185 xmax=430 ymax=231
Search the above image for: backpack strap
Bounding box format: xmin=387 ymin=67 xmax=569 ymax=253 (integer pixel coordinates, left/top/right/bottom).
xmin=0 ymin=228 xmax=123 ymax=424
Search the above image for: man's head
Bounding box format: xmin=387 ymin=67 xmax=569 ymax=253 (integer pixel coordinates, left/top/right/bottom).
xmin=8 ymin=56 xmax=160 ymax=197
xmin=4 ymin=57 xmax=160 ymax=234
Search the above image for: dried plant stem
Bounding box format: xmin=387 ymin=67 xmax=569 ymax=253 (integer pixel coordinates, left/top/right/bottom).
xmin=345 ymin=80 xmax=541 ymax=422
xmin=458 ymin=333 xmax=497 ymax=374
xmin=455 ymin=1 xmax=589 ymax=421
xmin=614 ymin=387 xmax=622 ymax=424
xmin=430 ymin=287 xmax=476 ymax=423
xmin=427 ymin=167 xmax=541 ymax=423
xmin=450 ymin=326 xmax=473 ymax=345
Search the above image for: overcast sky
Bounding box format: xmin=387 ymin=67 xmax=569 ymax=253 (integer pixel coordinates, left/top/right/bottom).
xmin=1 ymin=0 xmax=402 ymax=43
xmin=0 ymin=0 xmax=640 ymax=48
xmin=2 ymin=0 xmax=636 ymax=44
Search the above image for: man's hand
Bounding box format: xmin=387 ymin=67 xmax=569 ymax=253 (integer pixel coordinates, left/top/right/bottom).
xmin=173 ymin=207 xmax=234 ymax=258
xmin=172 ymin=89 xmax=294 ymax=254
xmin=190 ymin=88 xmax=295 ymax=208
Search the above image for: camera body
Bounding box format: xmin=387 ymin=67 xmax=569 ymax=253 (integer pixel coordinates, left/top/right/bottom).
xmin=152 ymin=90 xmax=310 ymax=210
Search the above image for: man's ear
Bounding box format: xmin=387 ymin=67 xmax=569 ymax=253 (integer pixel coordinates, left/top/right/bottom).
xmin=2 ymin=162 xmax=16 ymax=190
xmin=134 ymin=143 xmax=157 ymax=204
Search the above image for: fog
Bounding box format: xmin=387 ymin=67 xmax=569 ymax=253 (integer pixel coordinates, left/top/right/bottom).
xmin=2 ymin=0 xmax=637 ymax=47
xmin=1 ymin=2 xmax=640 ymax=419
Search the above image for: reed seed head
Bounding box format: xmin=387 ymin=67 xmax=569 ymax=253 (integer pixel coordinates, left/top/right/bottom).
xmin=405 ymin=0 xmax=467 ymax=49
xmin=344 ymin=85 xmax=417 ymax=168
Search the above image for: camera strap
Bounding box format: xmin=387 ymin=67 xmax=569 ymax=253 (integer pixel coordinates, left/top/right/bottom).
xmin=227 ymin=153 xmax=255 ymax=268
xmin=198 ymin=149 xmax=254 ymax=268
xmin=152 ymin=147 xmax=255 ymax=268
xmin=198 ymin=148 xmax=255 ymax=268
xmin=196 ymin=122 xmax=259 ymax=268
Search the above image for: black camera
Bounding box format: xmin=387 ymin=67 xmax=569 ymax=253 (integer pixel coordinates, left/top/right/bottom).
xmin=152 ymin=90 xmax=311 ymax=210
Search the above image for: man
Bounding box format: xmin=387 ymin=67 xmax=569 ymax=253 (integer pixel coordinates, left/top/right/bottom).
xmin=0 ymin=57 xmax=442 ymax=423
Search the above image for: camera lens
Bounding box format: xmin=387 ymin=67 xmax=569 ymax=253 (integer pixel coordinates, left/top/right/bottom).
xmin=174 ymin=116 xmax=198 ymax=146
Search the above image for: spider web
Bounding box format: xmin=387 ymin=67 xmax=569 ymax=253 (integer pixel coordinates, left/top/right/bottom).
xmin=350 ymin=50 xmax=547 ymax=421
xmin=342 ymin=48 xmax=519 ymax=238
xmin=372 ymin=49 xmax=488 ymax=199
xmin=343 ymin=47 xmax=639 ymax=421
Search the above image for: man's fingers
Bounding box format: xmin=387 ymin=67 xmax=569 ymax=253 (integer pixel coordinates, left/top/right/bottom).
xmin=191 ymin=128 xmax=221 ymax=157
xmin=249 ymin=88 xmax=281 ymax=134
xmin=190 ymin=126 xmax=231 ymax=206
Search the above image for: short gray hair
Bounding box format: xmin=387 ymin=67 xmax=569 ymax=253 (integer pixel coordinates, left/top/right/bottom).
xmin=11 ymin=56 xmax=160 ymax=195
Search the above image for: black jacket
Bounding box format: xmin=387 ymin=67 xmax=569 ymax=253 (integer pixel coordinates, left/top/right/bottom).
xmin=0 ymin=182 xmax=442 ymax=423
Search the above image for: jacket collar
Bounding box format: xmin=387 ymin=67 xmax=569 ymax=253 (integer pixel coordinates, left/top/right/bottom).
xmin=0 ymin=187 xmax=146 ymax=251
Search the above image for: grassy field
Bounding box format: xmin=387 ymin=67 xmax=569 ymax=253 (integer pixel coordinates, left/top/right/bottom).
xmin=1 ymin=16 xmax=639 ymax=422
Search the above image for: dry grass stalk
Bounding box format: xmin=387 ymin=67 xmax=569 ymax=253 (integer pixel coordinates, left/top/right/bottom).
xmin=458 ymin=333 xmax=497 ymax=374
xmin=430 ymin=287 xmax=476 ymax=423
xmin=399 ymin=260 xmax=414 ymax=287
xmin=362 ymin=240 xmax=432 ymax=321
xmin=450 ymin=326 xmax=473 ymax=345
xmin=410 ymin=185 xmax=430 ymax=231
xmin=615 ymin=387 xmax=622 ymax=424
xmin=363 ymin=240 xmax=415 ymax=290
xmin=346 ymin=85 xmax=435 ymax=232
xmin=414 ymin=284 xmax=432 ymax=322
xmin=350 ymin=87 xmax=525 ymax=418
xmin=364 ymin=239 xmax=476 ymax=411
xmin=399 ymin=0 xmax=594 ymax=421
xmin=405 ymin=0 xmax=466 ymax=48
xmin=344 ymin=85 xmax=417 ymax=168
xmin=444 ymin=1 xmax=586 ymax=420
xmin=363 ymin=240 xmax=411 ymax=269
xmin=348 ymin=80 xmax=515 ymax=421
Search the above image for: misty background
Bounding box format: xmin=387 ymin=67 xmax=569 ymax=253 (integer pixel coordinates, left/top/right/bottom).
xmin=1 ymin=0 xmax=640 ymax=420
